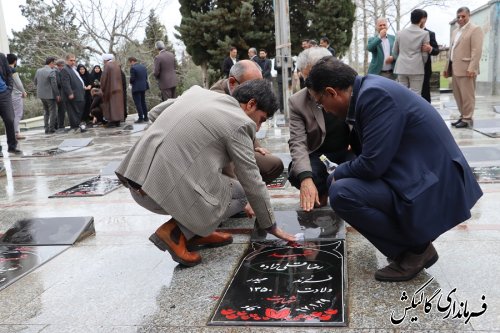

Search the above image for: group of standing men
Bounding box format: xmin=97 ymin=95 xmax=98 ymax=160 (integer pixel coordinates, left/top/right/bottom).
xmin=368 ymin=7 xmax=483 ymax=128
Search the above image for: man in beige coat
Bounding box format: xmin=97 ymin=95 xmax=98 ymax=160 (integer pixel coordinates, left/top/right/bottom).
xmin=444 ymin=7 xmax=484 ymax=128
xmin=116 ymin=80 xmax=295 ymax=267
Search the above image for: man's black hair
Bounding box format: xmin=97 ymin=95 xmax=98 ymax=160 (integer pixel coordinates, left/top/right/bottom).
xmin=6 ymin=54 xmax=17 ymax=65
xmin=45 ymin=57 xmax=56 ymax=65
xmin=411 ymin=9 xmax=427 ymax=24
xmin=305 ymin=57 xmax=357 ymax=93
xmin=232 ymin=79 xmax=278 ymax=119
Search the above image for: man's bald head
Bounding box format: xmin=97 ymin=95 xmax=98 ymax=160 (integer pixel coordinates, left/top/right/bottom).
xmin=228 ymin=60 xmax=263 ymax=94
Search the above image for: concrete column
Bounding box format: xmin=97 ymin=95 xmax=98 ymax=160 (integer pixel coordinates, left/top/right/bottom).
xmin=0 ymin=2 xmax=10 ymax=53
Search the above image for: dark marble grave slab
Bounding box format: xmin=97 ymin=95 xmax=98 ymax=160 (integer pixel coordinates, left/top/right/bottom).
xmin=0 ymin=245 xmax=70 ymax=291
xmin=28 ymin=138 xmax=93 ymax=157
xmin=252 ymin=210 xmax=346 ymax=242
xmin=210 ymin=210 xmax=347 ymax=326
xmin=49 ymin=176 xmax=122 ymax=197
xmin=460 ymin=146 xmax=500 ymax=163
xmin=266 ymin=171 xmax=288 ymax=189
xmin=99 ymin=160 xmax=121 ymax=177
xmin=58 ymin=138 xmax=93 ymax=152
xmin=209 ymin=240 xmax=346 ymax=326
xmin=471 ymin=119 xmax=500 ymax=138
xmin=0 ymin=216 xmax=94 ymax=246
xmin=106 ymin=123 xmax=148 ymax=136
xmin=471 ymin=166 xmax=500 ymax=183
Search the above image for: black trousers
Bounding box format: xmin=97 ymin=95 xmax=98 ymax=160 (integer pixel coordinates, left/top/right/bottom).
xmin=64 ymin=99 xmax=84 ymax=129
xmin=132 ymin=91 xmax=148 ymax=120
xmin=0 ymin=90 xmax=17 ymax=151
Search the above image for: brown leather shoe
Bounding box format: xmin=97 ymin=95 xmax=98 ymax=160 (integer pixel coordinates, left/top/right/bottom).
xmin=187 ymin=232 xmax=233 ymax=251
xmin=149 ymin=220 xmax=201 ymax=267
xmin=375 ymin=243 xmax=438 ymax=282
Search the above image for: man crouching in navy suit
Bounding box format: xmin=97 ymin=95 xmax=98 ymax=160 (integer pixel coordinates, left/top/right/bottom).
xmin=306 ymin=57 xmax=482 ymax=282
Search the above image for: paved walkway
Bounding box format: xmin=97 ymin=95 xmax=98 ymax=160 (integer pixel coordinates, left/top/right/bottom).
xmin=1 ymin=92 xmax=500 ymax=332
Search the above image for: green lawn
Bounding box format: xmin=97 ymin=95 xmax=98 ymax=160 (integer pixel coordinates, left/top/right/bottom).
xmin=433 ymin=60 xmax=450 ymax=89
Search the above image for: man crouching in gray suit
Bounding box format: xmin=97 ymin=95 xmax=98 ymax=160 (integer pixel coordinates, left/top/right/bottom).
xmin=116 ymin=80 xmax=296 ymax=267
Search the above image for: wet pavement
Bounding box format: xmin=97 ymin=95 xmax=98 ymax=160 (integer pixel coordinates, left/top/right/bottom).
xmin=1 ymin=91 xmax=500 ymax=332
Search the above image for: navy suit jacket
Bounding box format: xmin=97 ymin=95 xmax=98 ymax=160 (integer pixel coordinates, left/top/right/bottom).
xmin=334 ymin=75 xmax=482 ymax=241
xmin=130 ymin=63 xmax=149 ymax=93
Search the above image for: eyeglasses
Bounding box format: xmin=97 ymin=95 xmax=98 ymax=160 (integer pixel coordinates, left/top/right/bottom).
xmin=230 ymin=76 xmax=240 ymax=85
xmin=315 ymin=91 xmax=325 ymax=109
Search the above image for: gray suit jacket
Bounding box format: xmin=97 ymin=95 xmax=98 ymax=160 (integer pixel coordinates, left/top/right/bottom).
xmin=153 ymin=50 xmax=177 ymax=89
xmin=60 ymin=64 xmax=85 ymax=101
xmin=393 ymin=24 xmax=429 ymax=75
xmin=288 ymin=88 xmax=326 ymax=177
xmin=34 ymin=65 xmax=59 ymax=100
xmin=116 ymin=86 xmax=275 ymax=236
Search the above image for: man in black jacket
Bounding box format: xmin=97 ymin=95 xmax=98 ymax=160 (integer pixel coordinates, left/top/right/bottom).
xmin=421 ymin=11 xmax=440 ymax=102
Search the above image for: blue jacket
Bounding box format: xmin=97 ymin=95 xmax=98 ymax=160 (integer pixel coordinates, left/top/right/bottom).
xmin=334 ymin=75 xmax=483 ymax=241
xmin=130 ymin=63 xmax=149 ymax=93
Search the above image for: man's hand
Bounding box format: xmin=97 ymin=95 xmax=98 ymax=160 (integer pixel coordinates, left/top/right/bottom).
xmin=69 ymin=93 xmax=74 ymax=100
xmin=379 ymin=29 xmax=387 ymax=38
xmin=421 ymin=44 xmax=432 ymax=53
xmin=267 ymin=225 xmax=297 ymax=242
xmin=385 ymin=56 xmax=394 ymax=64
xmin=466 ymin=70 xmax=477 ymax=78
xmin=255 ymin=147 xmax=270 ymax=155
xmin=300 ymin=178 xmax=319 ymax=212
xmin=443 ymin=70 xmax=449 ymax=79
xmin=244 ymin=203 xmax=255 ymax=218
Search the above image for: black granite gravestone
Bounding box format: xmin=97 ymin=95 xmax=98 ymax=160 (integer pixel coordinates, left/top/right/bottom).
xmin=0 ymin=216 xmax=95 ymax=246
xmin=266 ymin=171 xmax=288 ymax=189
xmin=460 ymin=146 xmax=500 ymax=183
xmin=210 ymin=210 xmax=347 ymax=327
xmin=0 ymin=245 xmax=70 ymax=291
xmin=471 ymin=119 xmax=500 ymax=138
xmin=0 ymin=216 xmax=95 ymax=290
xmin=29 ymin=138 xmax=93 ymax=157
xmin=49 ymin=176 xmax=122 ymax=197
xmin=461 ymin=146 xmax=500 ymax=163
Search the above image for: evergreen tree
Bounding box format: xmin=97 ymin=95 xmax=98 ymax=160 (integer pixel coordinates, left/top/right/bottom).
xmin=176 ymin=0 xmax=356 ymax=85
xmin=144 ymin=9 xmax=174 ymax=59
xmin=9 ymin=0 xmax=83 ymax=69
xmin=302 ymin=0 xmax=356 ymax=56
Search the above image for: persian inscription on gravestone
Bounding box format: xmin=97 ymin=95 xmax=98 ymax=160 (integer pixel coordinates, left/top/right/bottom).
xmin=210 ymin=210 xmax=347 ymax=326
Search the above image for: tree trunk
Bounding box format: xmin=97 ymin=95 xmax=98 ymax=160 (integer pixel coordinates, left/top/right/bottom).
xmin=362 ymin=0 xmax=369 ymax=74
xmin=201 ymin=62 xmax=209 ymax=88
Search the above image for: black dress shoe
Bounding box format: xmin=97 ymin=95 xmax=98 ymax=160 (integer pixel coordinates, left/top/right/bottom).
xmin=451 ymin=118 xmax=463 ymax=127
xmin=375 ymin=243 xmax=438 ymax=282
xmin=455 ymin=120 xmax=469 ymax=128
xmin=134 ymin=119 xmax=144 ymax=124
xmin=0 ymin=151 xmax=3 ymax=158
xmin=8 ymin=148 xmax=23 ymax=155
